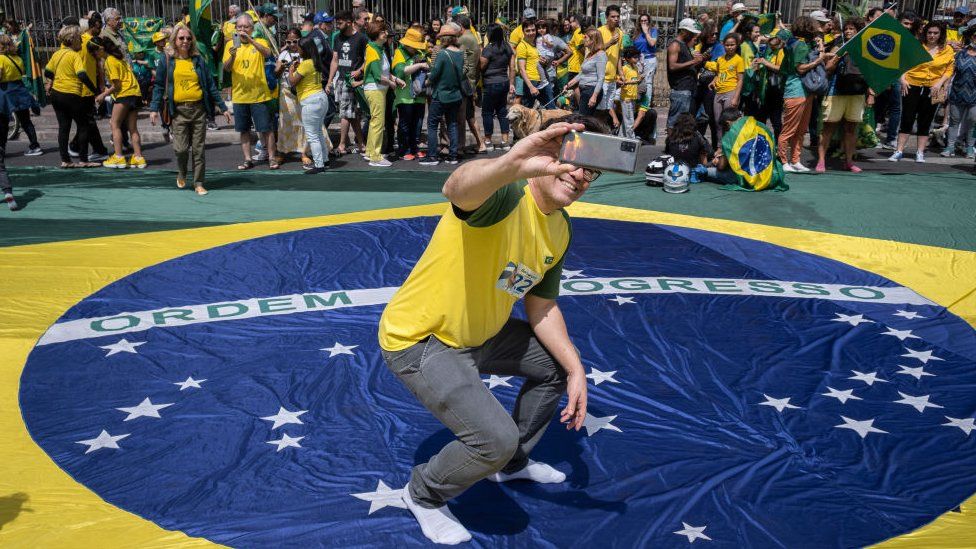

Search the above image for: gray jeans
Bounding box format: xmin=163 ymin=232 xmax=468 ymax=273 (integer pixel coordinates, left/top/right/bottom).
xmin=946 ymin=102 xmax=976 ymax=151
xmin=381 ymin=318 xmax=568 ymax=508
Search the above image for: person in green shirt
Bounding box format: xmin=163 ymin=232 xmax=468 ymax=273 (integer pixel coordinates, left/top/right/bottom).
xmin=392 ymin=26 xmax=429 ymax=160
xmin=357 ymin=21 xmax=405 ymax=167
xmin=419 ymin=23 xmax=464 ymax=165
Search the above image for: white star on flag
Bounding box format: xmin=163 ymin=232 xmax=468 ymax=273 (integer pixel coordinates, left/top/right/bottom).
xmin=116 ymin=397 xmax=173 ymax=421
xmin=831 ymin=313 xmax=874 ymax=326
xmin=174 ymin=376 xmax=206 ymax=390
xmin=99 ymin=338 xmax=146 ymax=356
xmin=76 ymin=429 xmax=130 ymax=454
xmin=901 ymin=347 xmax=945 ymax=364
xmin=586 ymin=367 xmax=619 ymax=386
xmin=267 ymin=433 xmax=304 ymax=451
xmin=758 ymin=394 xmax=801 ymax=412
xmin=821 ymin=386 xmax=862 ymax=404
xmin=261 ymin=407 xmax=308 ymax=430
xmin=321 ymin=342 xmax=358 ymax=358
xmin=893 ymin=391 xmax=943 ymax=413
xmin=561 ymin=269 xmax=585 ymax=279
xmin=880 ymin=327 xmax=920 ymax=341
xmin=943 ymin=416 xmax=975 ymax=436
xmin=582 ymin=413 xmax=621 ymax=436
xmin=351 ymin=480 xmax=408 ymax=514
xmin=483 ymin=375 xmax=513 ymax=389
xmin=896 ymin=365 xmax=935 ymax=380
xmin=608 ymin=296 xmax=635 ymax=305
xmin=835 ymin=416 xmax=888 ymax=438
xmin=848 ymin=370 xmax=888 ymax=386
xmin=674 ymin=522 xmax=712 ymax=543
xmin=893 ymin=310 xmax=925 ymax=320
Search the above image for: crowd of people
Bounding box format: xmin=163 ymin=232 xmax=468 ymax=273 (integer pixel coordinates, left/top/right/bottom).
xmin=0 ymin=2 xmax=973 ymax=204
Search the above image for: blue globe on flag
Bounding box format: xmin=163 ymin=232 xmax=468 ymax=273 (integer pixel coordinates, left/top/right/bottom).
xmin=867 ymin=33 xmax=896 ymax=61
xmin=737 ymin=135 xmax=773 ymax=177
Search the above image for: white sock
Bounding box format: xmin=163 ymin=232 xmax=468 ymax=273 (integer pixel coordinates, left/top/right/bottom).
xmin=487 ymin=459 xmax=566 ymax=484
xmin=401 ymin=490 xmax=472 ymax=545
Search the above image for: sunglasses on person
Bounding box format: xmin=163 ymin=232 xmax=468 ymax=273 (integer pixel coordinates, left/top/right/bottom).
xmin=176 ymin=36 xmax=192 ymax=41
xmin=285 ymin=39 xmax=298 ymax=44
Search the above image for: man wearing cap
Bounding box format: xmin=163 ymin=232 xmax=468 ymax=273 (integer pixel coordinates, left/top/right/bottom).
xmin=254 ymin=3 xmax=280 ymax=42
xmin=948 ymin=7 xmax=970 ymax=48
xmin=667 ymin=18 xmax=705 ymax=127
xmin=599 ymin=5 xmax=623 ymax=122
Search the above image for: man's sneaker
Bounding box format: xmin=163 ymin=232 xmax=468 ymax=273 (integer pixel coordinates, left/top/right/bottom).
xmin=881 ymin=140 xmax=896 ymax=150
xmin=24 ymin=146 xmax=43 ymax=156
xmin=782 ymin=163 xmax=796 ymax=172
xmin=499 ymin=142 xmax=511 ymax=151
xmin=369 ymin=158 xmax=393 ymax=167
xmin=447 ymin=156 xmax=459 ymax=165
xmin=4 ymin=192 xmax=17 ymax=211
xmin=888 ymin=151 xmax=903 ymax=162
xmin=68 ymin=145 xmax=80 ymax=157
xmin=304 ymin=166 xmax=326 ymax=175
xmin=940 ymin=147 xmax=955 ymax=157
xmin=88 ymin=152 xmax=109 ymax=162
xmin=418 ymin=157 xmax=440 ymax=166
xmin=102 ymin=154 xmax=128 ymax=168
xmin=792 ymin=163 xmax=811 ymax=172
xmin=915 ymin=151 xmax=925 ymax=163
xmin=207 ymin=121 xmax=219 ymax=131
xmin=129 ymin=155 xmax=147 ymax=169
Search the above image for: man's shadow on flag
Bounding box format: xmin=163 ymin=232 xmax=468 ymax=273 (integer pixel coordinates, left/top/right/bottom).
xmin=414 ymin=426 xmax=628 ymax=535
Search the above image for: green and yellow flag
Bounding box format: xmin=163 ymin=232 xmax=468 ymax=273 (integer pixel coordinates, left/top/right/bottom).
xmin=190 ymin=0 xmax=217 ymax=77
xmin=18 ymin=29 xmax=46 ymax=107
xmin=123 ymin=17 xmax=164 ymax=53
xmin=721 ymin=116 xmax=787 ymax=192
xmin=836 ymin=13 xmax=932 ymax=92
xmin=745 ymin=13 xmax=778 ymax=35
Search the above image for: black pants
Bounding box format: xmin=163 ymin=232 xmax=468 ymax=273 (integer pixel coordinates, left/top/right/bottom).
xmin=0 ymin=109 xmax=39 ymax=151
xmin=576 ymin=85 xmax=602 ymax=116
xmin=901 ymin=85 xmax=937 ymax=137
xmin=68 ymin=95 xmax=108 ymax=156
xmin=51 ymin=90 xmax=89 ymax=163
xmin=694 ymin=85 xmax=719 ymax=148
xmin=396 ymin=102 xmax=424 ymax=156
xmin=759 ymin=88 xmax=784 ymax=138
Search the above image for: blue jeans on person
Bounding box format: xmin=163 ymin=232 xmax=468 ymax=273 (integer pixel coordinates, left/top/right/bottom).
xmin=886 ymin=79 xmax=902 ymax=143
xmin=522 ymin=81 xmax=554 ymax=109
xmin=577 ymin=85 xmax=603 ymax=116
xmin=397 ymin=102 xmax=425 ymax=156
xmin=481 ymin=82 xmax=510 ymax=138
xmin=300 ymin=92 xmax=331 ymax=168
xmin=427 ymin=99 xmax=460 ymax=160
xmin=669 ymin=89 xmax=694 ymax=127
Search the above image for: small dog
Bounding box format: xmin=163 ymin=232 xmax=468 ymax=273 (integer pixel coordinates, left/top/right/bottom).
xmin=507 ymin=104 xmax=574 ymax=140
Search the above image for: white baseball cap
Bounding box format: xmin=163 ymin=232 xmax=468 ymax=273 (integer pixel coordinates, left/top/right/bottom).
xmin=678 ymin=18 xmax=701 ymax=34
xmin=810 ymin=10 xmax=831 ymax=22
xmin=731 ymin=3 xmax=748 ymax=12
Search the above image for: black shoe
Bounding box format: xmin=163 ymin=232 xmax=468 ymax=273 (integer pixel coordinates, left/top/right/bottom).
xmin=304 ymin=166 xmax=326 ymax=175
xmin=447 ymin=156 xmax=459 ymax=164
xmin=418 ymin=157 xmax=440 ymax=166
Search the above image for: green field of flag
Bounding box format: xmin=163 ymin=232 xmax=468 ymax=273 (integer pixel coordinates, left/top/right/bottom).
xmin=836 ymin=13 xmax=932 ymax=92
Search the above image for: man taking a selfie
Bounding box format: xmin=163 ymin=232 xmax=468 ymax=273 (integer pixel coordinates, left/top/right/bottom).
xmin=378 ymin=114 xmax=607 ymax=544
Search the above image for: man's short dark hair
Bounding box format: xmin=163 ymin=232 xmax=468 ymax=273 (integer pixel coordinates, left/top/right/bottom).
xmin=606 ymin=5 xmax=621 ymax=16
xmin=335 ymin=10 xmax=353 ymax=22
xmin=455 ymin=14 xmax=471 ymax=29
xmin=541 ymin=113 xmax=611 ymax=135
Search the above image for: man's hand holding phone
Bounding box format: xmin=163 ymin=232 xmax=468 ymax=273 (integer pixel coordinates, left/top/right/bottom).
xmin=505 ymin=122 xmax=585 ymax=181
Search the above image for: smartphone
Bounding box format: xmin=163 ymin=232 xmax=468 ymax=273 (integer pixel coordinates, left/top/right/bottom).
xmin=558 ymin=131 xmax=642 ymax=175
xmin=232 ymin=33 xmax=241 ymax=49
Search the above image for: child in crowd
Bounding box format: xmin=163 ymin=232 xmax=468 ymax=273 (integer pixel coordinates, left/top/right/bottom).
xmin=618 ymin=47 xmax=642 ymax=138
xmin=705 ymin=32 xmax=745 ymax=142
xmin=665 ymin=113 xmax=709 ymax=181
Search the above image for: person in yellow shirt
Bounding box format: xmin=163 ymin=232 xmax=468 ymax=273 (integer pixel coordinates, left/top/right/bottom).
xmin=890 ymin=21 xmax=955 ymax=163
xmin=0 ymin=35 xmax=41 ymax=156
xmin=43 ymin=25 xmax=101 ymax=168
xmin=71 ymin=12 xmax=110 ymax=163
xmin=566 ymin=15 xmax=585 ymax=80
xmin=517 ymin=21 xmax=553 ymax=108
xmin=618 ymin=47 xmax=642 ymax=138
xmin=705 ymin=33 xmax=744 ymax=141
xmin=379 ymin=116 xmax=602 ymax=546
xmin=508 ymin=8 xmax=537 ymax=104
xmin=222 ymin=14 xmax=278 ymax=170
xmin=598 ymin=5 xmax=623 ymax=128
xmin=93 ymin=38 xmax=146 ymax=169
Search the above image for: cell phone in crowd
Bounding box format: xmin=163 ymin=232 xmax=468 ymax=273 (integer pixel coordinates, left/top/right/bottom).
xmin=558 ymin=131 xmax=642 ymax=175
xmin=233 ymin=33 xmax=241 ymax=49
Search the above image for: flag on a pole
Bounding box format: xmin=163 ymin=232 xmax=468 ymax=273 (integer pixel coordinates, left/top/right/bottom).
xmin=190 ymin=0 xmax=217 ymax=78
xmin=721 ymin=116 xmax=787 ymax=192
xmin=836 ymin=13 xmax=933 ymax=92
xmin=18 ymin=28 xmax=46 ymax=107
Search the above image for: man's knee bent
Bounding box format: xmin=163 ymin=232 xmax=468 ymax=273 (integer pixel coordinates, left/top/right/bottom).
xmin=479 ymin=420 xmax=519 ymax=468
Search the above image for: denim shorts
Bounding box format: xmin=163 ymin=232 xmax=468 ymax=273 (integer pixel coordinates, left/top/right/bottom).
xmin=233 ymin=100 xmax=274 ymax=133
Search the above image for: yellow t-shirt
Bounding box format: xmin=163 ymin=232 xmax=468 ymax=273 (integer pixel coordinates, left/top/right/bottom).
xmin=509 ymin=25 xmax=524 ymax=47
xmin=768 ymin=48 xmax=785 ymax=68
xmin=222 ymin=38 xmax=273 ymax=104
xmin=620 ymin=64 xmax=640 ymax=101
xmin=173 ymin=58 xmax=203 ymax=103
xmin=104 ymin=55 xmax=141 ymax=99
xmin=948 ymin=28 xmax=960 ymax=44
xmin=378 ymin=182 xmax=571 ymax=352
xmin=705 ymin=54 xmax=744 ymax=94
xmin=567 ymin=28 xmax=585 ymax=73
xmin=79 ymin=33 xmax=99 ymax=97
xmin=599 ymin=25 xmax=622 ymax=82
xmin=905 ymin=46 xmax=955 ymax=87
xmin=294 ymin=59 xmax=323 ymax=101
xmin=46 ymin=48 xmax=86 ymax=95
xmin=0 ymin=54 xmax=24 ymax=83
xmin=516 ymin=40 xmax=541 ymax=81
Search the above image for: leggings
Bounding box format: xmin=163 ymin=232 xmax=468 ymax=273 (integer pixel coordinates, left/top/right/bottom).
xmin=50 ymin=90 xmax=89 ymax=163
xmin=900 ymin=85 xmax=937 ymax=137
xmin=0 ymin=109 xmax=39 ymax=150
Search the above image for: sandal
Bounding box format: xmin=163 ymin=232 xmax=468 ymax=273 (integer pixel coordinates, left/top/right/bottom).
xmin=80 ymin=162 xmax=101 ymax=168
xmin=238 ymin=160 xmax=255 ymax=170
xmin=195 ymin=185 xmax=209 ymax=196
xmin=269 ymin=161 xmax=280 ymax=170
xmin=60 ymin=162 xmax=76 ymax=169
xmin=335 ymin=147 xmax=348 ymax=156
xmin=176 ymin=178 xmax=187 ymax=189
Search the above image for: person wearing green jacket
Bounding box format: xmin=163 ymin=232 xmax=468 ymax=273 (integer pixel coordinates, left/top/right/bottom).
xmin=419 ymin=23 xmax=464 ymax=165
xmin=392 ymin=26 xmax=430 ymax=160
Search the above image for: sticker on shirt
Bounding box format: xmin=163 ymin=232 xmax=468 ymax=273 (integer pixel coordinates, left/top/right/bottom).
xmin=496 ymin=261 xmax=541 ymax=298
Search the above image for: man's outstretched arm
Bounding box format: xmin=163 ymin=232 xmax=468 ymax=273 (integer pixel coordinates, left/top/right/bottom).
xmin=525 ymin=294 xmax=588 ymax=431
xmin=441 ymin=122 xmax=584 ymax=212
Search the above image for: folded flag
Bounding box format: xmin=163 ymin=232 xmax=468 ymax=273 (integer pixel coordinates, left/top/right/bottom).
xmin=721 ymin=116 xmax=787 ymax=192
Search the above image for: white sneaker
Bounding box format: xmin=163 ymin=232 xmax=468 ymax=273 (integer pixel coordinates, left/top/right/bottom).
xmin=88 ymin=152 xmax=109 ymax=162
xmin=487 ymin=460 xmax=567 ymax=484
xmin=253 ymin=150 xmax=269 ymax=162
xmin=68 ymin=146 xmax=80 ymax=157
xmin=369 ymin=158 xmax=393 ymax=167
xmin=888 ymin=151 xmax=903 ymax=161
xmin=782 ymin=163 xmax=796 ymax=172
xmin=915 ymin=151 xmax=925 ymax=163
xmin=401 ymin=491 xmax=472 ymax=545
xmin=792 ymin=163 xmax=811 ymax=172
xmin=24 ymin=146 xmax=43 ymax=156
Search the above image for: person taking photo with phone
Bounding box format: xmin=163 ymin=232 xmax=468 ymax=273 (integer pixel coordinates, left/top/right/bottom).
xmin=378 ymin=114 xmax=607 ymax=545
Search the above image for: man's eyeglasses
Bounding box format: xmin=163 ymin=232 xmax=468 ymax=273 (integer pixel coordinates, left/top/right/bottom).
xmin=285 ymin=40 xmax=298 ymax=44
xmin=581 ymin=168 xmax=602 ymax=182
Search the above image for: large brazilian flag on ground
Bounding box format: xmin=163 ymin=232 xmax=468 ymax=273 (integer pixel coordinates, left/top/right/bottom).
xmin=836 ymin=13 xmax=932 ymax=92
xmin=721 ymin=116 xmax=787 ymax=192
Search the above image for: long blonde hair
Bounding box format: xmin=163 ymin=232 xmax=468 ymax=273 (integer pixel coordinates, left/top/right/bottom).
xmin=167 ymin=24 xmax=199 ymax=58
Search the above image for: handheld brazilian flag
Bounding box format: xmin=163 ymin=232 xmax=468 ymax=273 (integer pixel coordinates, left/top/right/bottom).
xmin=744 ymin=13 xmax=777 ymax=35
xmin=123 ymin=17 xmax=165 ymax=53
xmin=190 ymin=0 xmax=217 ymax=78
xmin=18 ymin=29 xmax=46 ymax=107
xmin=836 ymin=13 xmax=932 ymax=92
xmin=721 ymin=116 xmax=787 ymax=192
